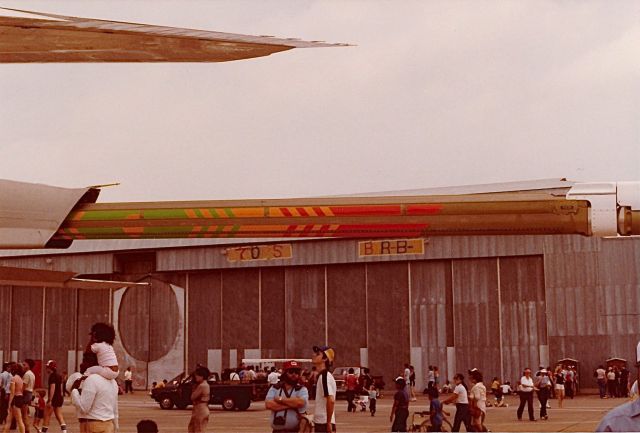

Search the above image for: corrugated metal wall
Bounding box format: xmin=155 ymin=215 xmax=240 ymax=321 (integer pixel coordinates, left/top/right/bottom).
xmin=410 ymin=260 xmax=451 ymax=385
xmin=260 ymin=268 xmax=285 ymax=358
xmin=452 ymin=258 xmax=501 ymax=381
xmin=327 ymin=264 xmax=367 ymax=368
xmin=0 ymin=235 xmax=638 ymax=391
xmin=187 ymin=272 xmax=221 ymax=370
xmin=285 ymin=266 xmax=325 ymax=358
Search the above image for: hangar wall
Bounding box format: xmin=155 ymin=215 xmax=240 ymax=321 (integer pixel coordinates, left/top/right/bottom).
xmin=0 ymin=235 xmax=638 ymax=391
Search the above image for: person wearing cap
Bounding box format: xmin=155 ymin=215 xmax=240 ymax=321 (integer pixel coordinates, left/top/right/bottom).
xmin=595 ymin=341 xmax=640 ymax=431
xmin=312 ymin=345 xmax=336 ymax=433
xmin=390 ymin=376 xmax=410 ymax=432
xmin=441 ymin=373 xmax=472 ymax=432
xmin=535 ymin=368 xmax=552 ymax=420
xmin=42 ymin=360 xmax=67 ymax=433
xmin=265 ymin=360 xmax=309 ymax=433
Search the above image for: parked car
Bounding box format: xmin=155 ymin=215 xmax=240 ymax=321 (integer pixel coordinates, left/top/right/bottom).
xmin=150 ymin=372 xmax=270 ymax=411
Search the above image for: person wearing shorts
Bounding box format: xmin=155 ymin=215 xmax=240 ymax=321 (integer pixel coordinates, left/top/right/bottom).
xmin=554 ymin=366 xmax=565 ymax=409
xmin=41 ymin=360 xmax=67 ymax=433
xmin=3 ymin=363 xmax=25 ymax=433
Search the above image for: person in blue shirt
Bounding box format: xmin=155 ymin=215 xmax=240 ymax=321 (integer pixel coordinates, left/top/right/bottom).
xmin=428 ymin=386 xmax=449 ymax=432
xmin=265 ymin=360 xmax=309 ymax=433
xmin=390 ymin=377 xmax=410 ymax=432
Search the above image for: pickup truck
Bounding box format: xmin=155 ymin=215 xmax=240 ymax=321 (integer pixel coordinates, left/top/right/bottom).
xmin=150 ymin=373 xmax=270 ymax=411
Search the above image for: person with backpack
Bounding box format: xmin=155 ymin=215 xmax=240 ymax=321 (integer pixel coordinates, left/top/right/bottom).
xmin=312 ymin=346 xmax=336 ymax=433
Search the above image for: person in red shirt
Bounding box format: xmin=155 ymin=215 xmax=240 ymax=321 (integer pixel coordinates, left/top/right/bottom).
xmin=345 ymin=369 xmax=358 ymax=413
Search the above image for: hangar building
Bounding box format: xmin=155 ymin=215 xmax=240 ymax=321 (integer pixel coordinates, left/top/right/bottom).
xmin=1 ymin=233 xmax=638 ymax=392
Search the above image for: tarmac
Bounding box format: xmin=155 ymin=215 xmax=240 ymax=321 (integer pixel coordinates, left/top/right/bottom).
xmin=37 ymin=391 xmax=628 ymax=432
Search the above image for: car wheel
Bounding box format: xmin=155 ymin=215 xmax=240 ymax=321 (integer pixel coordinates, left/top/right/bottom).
xmin=238 ymin=399 xmax=251 ymax=411
xmin=222 ymin=396 xmax=236 ymax=411
xmin=159 ymin=397 xmax=174 ymax=410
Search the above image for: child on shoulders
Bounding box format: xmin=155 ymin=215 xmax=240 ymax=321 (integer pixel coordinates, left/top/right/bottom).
xmin=85 ymin=322 xmax=119 ymax=380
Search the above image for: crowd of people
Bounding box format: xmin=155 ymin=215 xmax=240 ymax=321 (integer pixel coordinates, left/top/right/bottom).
xmin=2 ymin=330 xmax=639 ymax=433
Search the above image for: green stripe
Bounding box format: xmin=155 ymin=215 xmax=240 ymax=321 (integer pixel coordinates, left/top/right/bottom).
xmin=224 ymin=208 xmax=235 ymax=218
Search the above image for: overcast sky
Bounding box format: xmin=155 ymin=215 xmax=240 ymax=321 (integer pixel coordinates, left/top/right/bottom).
xmin=1 ymin=0 xmax=638 ymax=203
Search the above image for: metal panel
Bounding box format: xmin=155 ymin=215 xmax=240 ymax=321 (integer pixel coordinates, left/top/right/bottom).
xmin=366 ymin=262 xmax=409 ymax=386
xmin=187 ymin=272 xmax=221 ymax=368
xmin=327 ymin=264 xmax=366 ymax=367
xmin=0 ymin=285 xmax=10 ymax=357
xmin=11 ymin=286 xmax=44 ymax=360
xmin=44 ymin=287 xmax=75 ymax=366
xmin=221 ymin=269 xmax=260 ymax=350
xmin=499 ymin=256 xmax=546 ymax=383
xmin=410 ymin=260 xmax=451 ymax=384
xmin=76 ymin=289 xmax=110 ymax=350
xmin=285 ymin=266 xmax=325 ymax=358
xmin=260 ymin=268 xmax=285 ymax=358
xmin=452 ymin=258 xmax=500 ymax=381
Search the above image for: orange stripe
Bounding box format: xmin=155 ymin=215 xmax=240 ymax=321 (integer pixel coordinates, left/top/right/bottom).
xmin=185 ymin=209 xmax=198 ymax=219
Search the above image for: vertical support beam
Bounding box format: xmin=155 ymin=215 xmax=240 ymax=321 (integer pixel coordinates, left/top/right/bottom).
xmin=185 ymin=272 xmax=190 ymax=372
xmin=324 ymin=265 xmax=328 ymax=345
xmin=497 ymin=257 xmax=505 ymax=382
xmin=408 ymin=262 xmax=413 ymax=348
xmin=283 ymin=270 xmax=287 ymax=357
xmin=258 ymin=269 xmax=262 ymax=351
xmin=365 ymin=264 xmax=369 ymax=349
xmin=446 ymin=261 xmax=455 ymax=380
xmin=7 ymin=287 xmax=13 ymax=361
xmin=220 ymin=272 xmax=224 ymax=355
xmin=41 ymin=286 xmax=46 ymax=364
xmin=73 ymin=288 xmax=79 ymax=371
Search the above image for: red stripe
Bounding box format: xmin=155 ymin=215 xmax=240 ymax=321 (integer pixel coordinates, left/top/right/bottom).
xmin=313 ymin=207 xmax=325 ymax=216
xmin=280 ymin=208 xmax=293 ymax=217
xmin=297 ymin=207 xmax=309 ymax=217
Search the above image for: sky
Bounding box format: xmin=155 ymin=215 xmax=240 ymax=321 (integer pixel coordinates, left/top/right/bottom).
xmin=1 ymin=0 xmax=639 ymax=203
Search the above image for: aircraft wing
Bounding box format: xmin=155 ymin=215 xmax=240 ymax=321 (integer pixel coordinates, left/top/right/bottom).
xmin=0 ymin=265 xmax=148 ymax=289
xmin=0 ymin=8 xmax=348 ymax=63
xmin=0 ymin=178 xmax=638 ymax=250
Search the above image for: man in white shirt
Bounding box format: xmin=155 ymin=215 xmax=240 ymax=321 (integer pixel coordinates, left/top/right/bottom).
xmin=517 ymin=368 xmax=536 ymax=421
xmin=71 ymin=372 xmax=119 ymax=433
xmin=312 ymin=345 xmax=336 ymax=433
xmin=123 ymin=367 xmax=133 ymax=394
xmin=267 ymin=367 xmax=280 ymax=385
